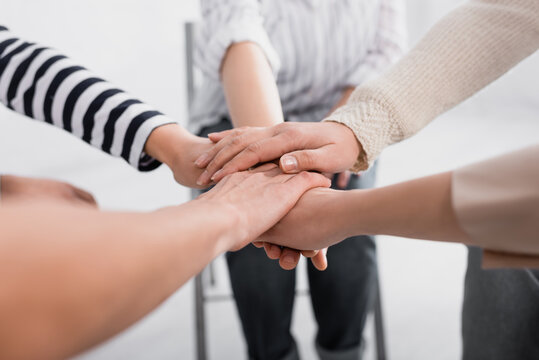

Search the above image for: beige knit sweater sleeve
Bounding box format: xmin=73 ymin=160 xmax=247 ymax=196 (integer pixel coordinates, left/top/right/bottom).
xmin=324 ymin=0 xmax=539 ymax=171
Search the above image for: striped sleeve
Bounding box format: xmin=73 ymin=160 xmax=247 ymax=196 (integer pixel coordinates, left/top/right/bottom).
xmin=0 ymin=26 xmax=174 ymax=171
xmin=345 ymin=0 xmax=407 ymax=87
xmin=194 ymin=0 xmax=281 ymax=81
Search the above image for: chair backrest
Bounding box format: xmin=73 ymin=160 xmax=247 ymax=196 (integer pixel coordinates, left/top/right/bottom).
xmin=184 ymin=22 xmax=196 ymax=109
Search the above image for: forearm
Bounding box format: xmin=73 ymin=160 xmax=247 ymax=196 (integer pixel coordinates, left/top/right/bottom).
xmin=0 ymin=26 xmax=173 ymax=171
xmin=221 ymin=42 xmax=284 ymax=127
xmin=0 ymin=200 xmax=235 ymax=360
xmin=341 ymin=172 xmax=469 ymax=243
xmin=326 ymin=0 xmax=539 ymax=171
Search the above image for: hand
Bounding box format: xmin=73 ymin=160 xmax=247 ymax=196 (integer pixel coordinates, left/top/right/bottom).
xmin=259 ymin=187 xmax=352 ymax=251
xmin=1 ymin=175 xmax=97 ymax=208
xmin=195 ymin=164 xmax=331 ymax=251
xmin=251 ymin=170 xmax=352 ymax=271
xmin=194 ymin=121 xmax=361 ymax=186
xmin=253 ymin=241 xmax=329 ymax=271
xmin=144 ymin=124 xmax=215 ymax=189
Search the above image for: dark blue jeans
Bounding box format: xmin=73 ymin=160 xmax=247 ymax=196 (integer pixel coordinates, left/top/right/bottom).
xmin=196 ymin=119 xmax=377 ymax=360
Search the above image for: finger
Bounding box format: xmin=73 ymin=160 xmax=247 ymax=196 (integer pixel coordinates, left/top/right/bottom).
xmin=73 ymin=187 xmax=98 ymax=208
xmin=207 ymin=129 xmax=237 ymax=143
xmin=248 ymin=163 xmax=278 ymax=173
xmin=283 ymin=171 xmax=331 ymax=196
xmin=322 ymin=172 xmax=333 ymax=180
xmin=310 ymin=248 xmax=328 ymax=271
xmin=253 ymin=241 xmax=264 ymax=248
xmin=301 ymin=249 xmax=319 ymax=258
xmin=195 ymin=129 xmax=247 ymax=170
xmin=203 ymin=134 xmax=266 ymax=181
xmin=337 ymin=171 xmax=351 ymax=190
xmin=279 ymin=148 xmax=333 ymax=174
xmin=264 ymin=242 xmax=282 ymax=260
xmin=211 ymin=132 xmax=302 ymax=183
xmin=279 ymin=248 xmax=301 ymax=270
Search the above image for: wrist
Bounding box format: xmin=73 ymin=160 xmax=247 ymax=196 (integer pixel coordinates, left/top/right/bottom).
xmin=191 ymin=198 xmax=245 ymax=253
xmin=144 ymin=124 xmax=193 ymax=168
xmin=338 ymin=189 xmax=370 ymax=239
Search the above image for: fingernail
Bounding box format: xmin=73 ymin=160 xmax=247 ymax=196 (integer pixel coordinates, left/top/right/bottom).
xmin=197 ymin=171 xmax=209 ymax=186
xmin=281 ymin=156 xmax=298 ymax=172
xmin=195 ymin=154 xmax=208 ymax=167
xmin=283 ymin=254 xmax=295 ymax=265
xmin=211 ymin=169 xmax=223 ymax=181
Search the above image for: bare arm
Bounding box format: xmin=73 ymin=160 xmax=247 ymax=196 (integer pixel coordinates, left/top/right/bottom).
xmin=195 ymin=42 xmax=284 ymax=186
xmin=262 ymin=148 xmax=539 ymax=269
xmin=0 ymin=201 xmax=232 ymax=360
xmin=260 ymin=172 xmax=468 ymax=253
xmin=0 ymin=167 xmax=329 ymax=360
xmin=222 ymin=42 xmax=284 ymax=128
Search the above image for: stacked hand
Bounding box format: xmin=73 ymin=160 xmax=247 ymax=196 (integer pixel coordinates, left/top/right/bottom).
xmin=194 ymin=121 xmax=361 ymax=185
xmin=196 ymin=164 xmax=331 ymax=254
xmin=192 ymin=121 xmax=362 ymax=270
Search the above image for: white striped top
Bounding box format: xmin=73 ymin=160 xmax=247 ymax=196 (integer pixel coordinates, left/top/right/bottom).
xmin=0 ymin=26 xmax=173 ymax=171
xmin=189 ymin=0 xmax=407 ymax=134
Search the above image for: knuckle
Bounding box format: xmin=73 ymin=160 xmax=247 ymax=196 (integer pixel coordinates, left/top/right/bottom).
xmin=275 ymin=122 xmax=288 ymax=133
xmin=285 ymin=126 xmax=300 ymax=139
xmin=245 ymin=142 xmax=262 ymax=158
xmin=298 ymin=171 xmax=312 ymax=181
xmin=230 ymin=136 xmax=244 ymax=147
xmin=300 ymin=151 xmax=315 ymax=167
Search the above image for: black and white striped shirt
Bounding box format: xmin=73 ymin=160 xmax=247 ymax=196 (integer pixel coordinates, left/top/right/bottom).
xmin=189 ymin=0 xmax=407 ymax=134
xmin=0 ymin=26 xmax=174 ymax=171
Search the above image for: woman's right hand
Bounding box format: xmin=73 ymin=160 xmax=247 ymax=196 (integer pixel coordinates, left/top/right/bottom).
xmin=196 ymin=164 xmax=331 ymax=252
xmin=194 ymin=122 xmax=362 ymax=186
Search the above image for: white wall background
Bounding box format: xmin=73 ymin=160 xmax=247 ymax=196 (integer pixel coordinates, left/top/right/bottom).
xmin=0 ymin=1 xmax=538 ymax=359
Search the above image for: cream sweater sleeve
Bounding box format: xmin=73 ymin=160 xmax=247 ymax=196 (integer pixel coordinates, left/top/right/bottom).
xmin=324 ymin=0 xmax=539 ymax=171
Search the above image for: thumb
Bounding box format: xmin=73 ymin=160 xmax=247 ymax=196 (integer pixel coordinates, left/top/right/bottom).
xmin=279 ymin=148 xmax=330 ymax=173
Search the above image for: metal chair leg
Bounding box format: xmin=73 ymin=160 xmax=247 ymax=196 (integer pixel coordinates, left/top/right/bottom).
xmin=373 ymin=274 xmax=387 ymax=360
xmin=195 ymin=273 xmax=207 ymax=360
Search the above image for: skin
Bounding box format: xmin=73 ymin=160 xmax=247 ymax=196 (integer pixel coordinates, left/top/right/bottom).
xmin=259 ymin=172 xmax=539 ymax=270
xmin=0 ymin=165 xmax=330 ymax=360
xmin=1 ymin=175 xmax=97 ymax=207
xmin=195 ymin=121 xmax=361 ymax=183
xmin=195 ymin=42 xmax=285 ymax=187
xmin=193 ymin=42 xmax=358 ymax=269
xmin=260 ymin=172 xmax=469 ymax=252
xmin=144 ymin=123 xmax=215 ymax=189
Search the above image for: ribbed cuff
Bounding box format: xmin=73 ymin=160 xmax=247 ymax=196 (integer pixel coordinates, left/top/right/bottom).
xmin=323 ymin=97 xmax=399 ymax=173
